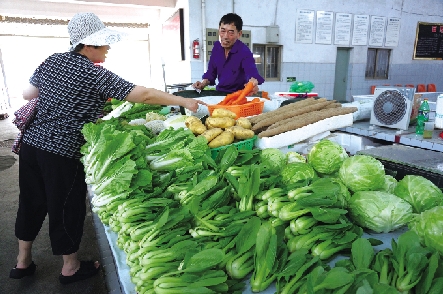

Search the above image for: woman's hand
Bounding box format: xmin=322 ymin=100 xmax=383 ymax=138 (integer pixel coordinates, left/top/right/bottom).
xmin=182 ymin=98 xmax=208 ymax=113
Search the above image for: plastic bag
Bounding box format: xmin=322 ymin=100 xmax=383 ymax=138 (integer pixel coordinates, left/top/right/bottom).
xmin=289 ymin=81 xmax=315 ymax=93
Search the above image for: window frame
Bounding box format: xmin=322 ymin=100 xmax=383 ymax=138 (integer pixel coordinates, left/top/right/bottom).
xmin=252 ymin=44 xmax=282 ymax=81
xmin=365 ymin=48 xmax=391 ymax=80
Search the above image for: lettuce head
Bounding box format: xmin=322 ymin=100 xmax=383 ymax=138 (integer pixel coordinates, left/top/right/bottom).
xmin=409 ymin=206 xmax=443 ymax=254
xmin=286 ymin=151 xmax=306 ymax=164
xmin=349 ymin=191 xmax=413 ymax=233
xmin=281 ymin=162 xmax=317 ymax=186
xmin=260 ymin=148 xmax=286 ymax=173
xmin=339 ymin=155 xmax=385 ymax=193
xmin=307 ymin=139 xmax=348 ymax=174
xmin=381 ymin=175 xmax=398 ymax=194
xmin=394 ymin=175 xmax=443 ymax=213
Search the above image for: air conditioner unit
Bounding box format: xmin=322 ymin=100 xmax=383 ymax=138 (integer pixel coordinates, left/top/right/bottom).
xmin=369 ymin=87 xmax=416 ymax=130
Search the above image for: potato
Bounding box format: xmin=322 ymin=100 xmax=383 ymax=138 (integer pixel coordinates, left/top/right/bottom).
xmin=199 ymin=128 xmax=223 ymax=143
xmin=235 ymin=117 xmax=252 ymax=129
xmin=226 ymin=126 xmax=255 ymax=140
xmin=188 ymin=121 xmax=207 ymax=135
xmin=208 ymin=131 xmax=235 ymax=148
xmin=205 ymin=117 xmax=236 ymax=129
xmin=212 ymin=108 xmax=237 ymax=119
xmin=185 ymin=116 xmax=201 ymax=128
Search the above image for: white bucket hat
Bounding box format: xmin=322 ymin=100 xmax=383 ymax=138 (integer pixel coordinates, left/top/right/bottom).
xmin=68 ymin=12 xmax=125 ymax=50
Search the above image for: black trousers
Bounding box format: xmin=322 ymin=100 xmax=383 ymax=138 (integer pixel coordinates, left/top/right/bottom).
xmin=15 ymin=143 xmax=87 ymax=255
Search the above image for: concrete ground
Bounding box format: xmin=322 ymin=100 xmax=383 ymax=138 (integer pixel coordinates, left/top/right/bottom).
xmin=0 ymin=98 xmax=115 ymax=294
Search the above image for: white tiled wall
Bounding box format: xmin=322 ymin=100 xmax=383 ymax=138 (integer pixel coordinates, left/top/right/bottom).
xmin=190 ymin=61 xmax=443 ymax=103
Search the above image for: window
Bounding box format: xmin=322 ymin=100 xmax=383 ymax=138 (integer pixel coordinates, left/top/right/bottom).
xmin=253 ymin=44 xmax=281 ymax=81
xmin=365 ymin=48 xmax=391 ymax=79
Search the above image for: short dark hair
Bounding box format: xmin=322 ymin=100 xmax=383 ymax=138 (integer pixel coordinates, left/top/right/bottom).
xmin=71 ymin=43 xmax=100 ymax=52
xmin=219 ymin=13 xmax=243 ymax=31
xmin=72 ymin=43 xmax=85 ymax=52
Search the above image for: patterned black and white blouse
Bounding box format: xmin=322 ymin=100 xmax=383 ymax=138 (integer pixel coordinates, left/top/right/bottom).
xmin=22 ymin=51 xmax=135 ymax=159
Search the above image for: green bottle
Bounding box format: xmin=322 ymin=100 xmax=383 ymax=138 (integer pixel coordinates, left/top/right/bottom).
xmin=416 ymin=113 xmax=425 ymax=135
xmin=419 ymin=98 xmax=430 ymax=122
xmin=415 ymin=98 xmax=430 ymax=135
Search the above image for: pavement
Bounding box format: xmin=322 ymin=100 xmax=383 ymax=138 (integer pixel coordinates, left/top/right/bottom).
xmin=0 ymin=97 xmax=122 ymax=294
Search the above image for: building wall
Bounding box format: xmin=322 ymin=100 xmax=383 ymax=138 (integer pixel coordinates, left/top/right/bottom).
xmin=183 ymin=0 xmax=443 ymax=101
xmin=1 ymin=0 xmax=442 ymax=100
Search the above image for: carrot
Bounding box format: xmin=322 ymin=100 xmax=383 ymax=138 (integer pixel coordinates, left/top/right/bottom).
xmin=231 ymin=82 xmax=254 ymax=105
xmin=250 ymin=98 xmax=261 ymax=103
xmin=226 ymin=90 xmax=243 ymax=105
xmin=231 ymin=97 xmax=248 ymax=105
xmin=218 ymin=90 xmax=242 ymax=105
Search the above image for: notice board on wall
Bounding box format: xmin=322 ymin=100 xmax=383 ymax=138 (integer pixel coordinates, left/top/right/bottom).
xmin=413 ymin=22 xmax=443 ymax=60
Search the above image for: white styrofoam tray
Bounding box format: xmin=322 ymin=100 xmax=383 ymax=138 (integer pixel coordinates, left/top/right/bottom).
xmin=254 ymin=113 xmax=354 ymax=149
xmin=326 ymin=132 xmax=383 ymax=155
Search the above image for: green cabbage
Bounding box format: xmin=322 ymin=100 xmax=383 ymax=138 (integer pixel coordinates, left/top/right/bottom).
xmin=339 ymin=155 xmax=385 ymax=193
xmin=394 ymin=175 xmax=443 ymax=213
xmin=307 ymin=139 xmax=348 ymax=174
xmin=348 ymin=191 xmax=413 ymax=233
xmin=381 ymin=175 xmax=397 ymax=193
xmin=409 ymin=206 xmax=443 ymax=255
xmin=281 ymin=162 xmax=317 ymax=186
xmin=260 ymin=148 xmax=286 ymax=173
xmin=286 ymin=151 xmax=306 ymax=163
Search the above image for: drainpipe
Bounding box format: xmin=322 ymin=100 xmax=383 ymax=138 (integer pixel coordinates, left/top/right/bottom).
xmin=201 ymin=0 xmax=207 ymax=72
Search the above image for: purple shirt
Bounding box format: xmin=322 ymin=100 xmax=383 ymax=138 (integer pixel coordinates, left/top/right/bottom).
xmin=202 ymin=40 xmax=264 ymax=93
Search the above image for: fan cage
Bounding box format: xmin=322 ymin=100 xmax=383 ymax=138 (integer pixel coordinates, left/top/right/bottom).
xmin=373 ymin=90 xmax=407 ymax=125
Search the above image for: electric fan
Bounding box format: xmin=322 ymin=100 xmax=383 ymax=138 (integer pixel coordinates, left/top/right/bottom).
xmin=369 ymin=87 xmax=416 ymax=130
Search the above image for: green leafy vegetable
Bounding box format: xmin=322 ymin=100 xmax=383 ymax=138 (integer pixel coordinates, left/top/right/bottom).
xmin=391 ymin=230 xmax=431 ymax=292
xmin=348 ymin=191 xmax=413 ymax=233
xmin=259 ymin=148 xmax=286 ymax=174
xmin=307 ymin=139 xmax=348 ymax=174
xmin=339 ymin=155 xmax=385 ymax=192
xmin=394 ymin=175 xmax=443 ymax=213
xmin=102 ymin=101 xmax=133 ymax=120
xmin=280 ymin=162 xmax=317 ymax=186
xmin=381 ymin=175 xmax=398 ymax=194
xmin=250 ymin=221 xmax=286 ymax=292
xmin=409 ymin=206 xmax=443 ymax=255
xmin=276 ymin=249 xmax=321 ymax=294
xmin=286 ymin=151 xmax=306 ymax=163
xmin=150 ymin=136 xmax=208 ymax=171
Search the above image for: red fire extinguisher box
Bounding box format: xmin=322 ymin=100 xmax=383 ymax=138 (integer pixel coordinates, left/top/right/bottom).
xmin=193 ymin=39 xmax=200 ymax=59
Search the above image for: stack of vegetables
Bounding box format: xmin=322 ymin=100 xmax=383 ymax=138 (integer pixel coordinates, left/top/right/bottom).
xmin=81 ymin=106 xmax=443 ymax=293
xmin=102 ymin=98 xmax=163 ymax=120
xmin=186 ymin=108 xmax=255 ymax=148
xmin=216 ymin=81 xmax=257 ymax=106
xmin=249 ymin=97 xmax=358 ymax=138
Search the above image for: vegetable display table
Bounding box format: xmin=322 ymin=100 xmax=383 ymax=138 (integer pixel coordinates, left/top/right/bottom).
xmin=94 ymin=215 xmax=406 ymax=294
xmin=340 ymin=121 xmax=443 ymax=152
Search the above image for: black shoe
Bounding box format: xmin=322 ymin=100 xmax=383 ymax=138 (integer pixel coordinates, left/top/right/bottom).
xmin=59 ymin=260 xmax=100 ymax=285
xmin=10 ymin=261 xmax=37 ymax=279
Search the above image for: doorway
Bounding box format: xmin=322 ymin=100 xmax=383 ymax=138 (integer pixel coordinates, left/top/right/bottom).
xmin=333 ymin=47 xmax=351 ymax=102
xmin=0 ymin=49 xmax=10 ymax=111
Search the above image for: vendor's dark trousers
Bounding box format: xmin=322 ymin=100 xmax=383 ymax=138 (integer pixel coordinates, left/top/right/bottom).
xmin=15 ymin=143 xmax=87 ymax=255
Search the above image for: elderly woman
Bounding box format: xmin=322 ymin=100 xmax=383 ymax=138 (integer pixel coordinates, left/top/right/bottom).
xmin=9 ymin=12 xmax=205 ymax=284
